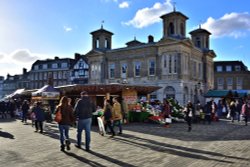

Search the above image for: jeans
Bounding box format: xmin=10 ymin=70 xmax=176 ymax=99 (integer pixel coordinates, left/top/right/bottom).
xmin=59 ymin=124 xmax=70 ymax=145
xmin=22 ymin=111 xmax=28 ymax=123
xmin=113 ymin=120 xmax=122 ymax=133
xmin=77 ymin=118 xmax=92 ymax=149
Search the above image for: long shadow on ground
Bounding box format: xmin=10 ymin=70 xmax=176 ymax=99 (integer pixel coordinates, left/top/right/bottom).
xmin=122 ymin=120 xmax=250 ymax=141
xmin=110 ymin=133 xmax=249 ymax=164
xmin=0 ymin=130 xmax=15 ymax=139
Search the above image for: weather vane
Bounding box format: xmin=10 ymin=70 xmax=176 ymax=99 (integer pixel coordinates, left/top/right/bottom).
xmin=173 ymin=2 xmax=176 ymax=12
xmin=199 ymin=20 xmax=203 ymax=29
xmin=101 ymin=20 xmax=104 ymax=29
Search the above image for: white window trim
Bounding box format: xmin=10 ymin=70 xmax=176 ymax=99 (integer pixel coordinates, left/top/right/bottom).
xmin=148 ymin=59 xmax=155 ymax=76
xmin=134 ymin=61 xmax=141 ymax=77
xmin=109 ymin=63 xmax=115 ymax=79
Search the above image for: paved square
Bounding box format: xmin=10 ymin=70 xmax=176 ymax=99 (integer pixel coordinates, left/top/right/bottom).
xmin=1 ymin=119 xmax=250 ymax=167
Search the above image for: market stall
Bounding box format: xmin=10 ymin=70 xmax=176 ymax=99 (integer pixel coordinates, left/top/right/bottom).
xmin=56 ymin=83 xmax=161 ymax=123
xmin=31 ymin=85 xmax=60 ymax=121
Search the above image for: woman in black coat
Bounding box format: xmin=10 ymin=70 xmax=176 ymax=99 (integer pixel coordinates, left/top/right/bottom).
xmin=103 ymin=100 xmax=115 ymax=136
xmin=184 ymin=101 xmax=194 ymax=132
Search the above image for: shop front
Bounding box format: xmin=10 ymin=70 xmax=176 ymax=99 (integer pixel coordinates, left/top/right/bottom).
xmin=56 ymin=83 xmax=161 ymax=122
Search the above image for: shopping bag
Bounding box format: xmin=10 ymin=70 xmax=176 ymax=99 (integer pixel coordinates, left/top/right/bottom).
xmin=165 ymin=118 xmax=172 ymax=123
xmin=226 ymin=112 xmax=230 ymax=119
xmin=97 ymin=117 xmax=106 ymax=136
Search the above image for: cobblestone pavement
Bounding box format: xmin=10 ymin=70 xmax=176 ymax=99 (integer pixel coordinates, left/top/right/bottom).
xmin=1 ymin=118 xmax=250 ymax=167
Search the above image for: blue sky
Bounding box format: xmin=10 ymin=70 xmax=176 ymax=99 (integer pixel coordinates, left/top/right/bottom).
xmin=0 ymin=0 xmax=250 ymax=78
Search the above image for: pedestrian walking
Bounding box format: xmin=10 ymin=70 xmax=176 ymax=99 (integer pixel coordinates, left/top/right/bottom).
xmin=0 ymin=101 xmax=7 ymax=119
xmin=103 ymin=99 xmax=115 ymax=137
xmin=21 ymin=100 xmax=30 ymax=123
xmin=112 ymin=97 xmax=123 ymax=134
xmin=8 ymin=100 xmax=16 ymax=118
xmin=74 ymin=91 xmax=96 ymax=151
xmin=241 ymin=101 xmax=250 ymax=126
xmin=204 ymin=101 xmax=212 ymax=124
xmin=229 ymin=100 xmax=236 ymax=123
xmin=55 ymin=96 xmax=75 ymax=151
xmin=32 ymin=102 xmax=45 ymax=133
xmin=161 ymin=99 xmax=171 ymax=128
xmin=121 ymin=98 xmax=129 ymax=124
xmin=236 ymin=99 xmax=242 ymax=122
xmin=184 ymin=101 xmax=194 ymax=132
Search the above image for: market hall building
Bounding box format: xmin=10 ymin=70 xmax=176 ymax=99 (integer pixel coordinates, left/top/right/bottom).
xmin=84 ymin=9 xmax=216 ymax=106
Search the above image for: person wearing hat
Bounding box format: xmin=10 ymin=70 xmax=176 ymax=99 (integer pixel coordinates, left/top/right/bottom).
xmin=74 ymin=91 xmax=96 ymax=151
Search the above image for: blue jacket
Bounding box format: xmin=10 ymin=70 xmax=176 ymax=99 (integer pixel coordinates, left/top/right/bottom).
xmin=33 ymin=106 xmax=45 ymax=121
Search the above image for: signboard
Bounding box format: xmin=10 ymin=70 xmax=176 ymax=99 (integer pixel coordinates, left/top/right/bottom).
xmin=123 ymin=95 xmax=137 ymax=104
xmin=42 ymin=92 xmax=60 ymax=100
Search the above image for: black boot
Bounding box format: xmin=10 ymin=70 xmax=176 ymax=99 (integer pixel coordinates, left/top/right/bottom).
xmin=188 ymin=126 xmax=192 ymax=132
xmin=65 ymin=140 xmax=71 ymax=150
xmin=61 ymin=144 xmax=65 ymax=151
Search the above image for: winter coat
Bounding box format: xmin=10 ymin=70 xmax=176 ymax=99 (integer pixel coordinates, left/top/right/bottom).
xmin=74 ymin=96 xmax=96 ymax=120
xmin=104 ymin=104 xmax=112 ymax=121
xmin=230 ymin=102 xmax=236 ymax=117
xmin=112 ymin=102 xmax=123 ymax=120
xmin=241 ymin=104 xmax=250 ymax=117
xmin=22 ymin=103 xmax=30 ymax=113
xmin=56 ymin=105 xmax=75 ymax=125
xmin=33 ymin=106 xmax=45 ymax=121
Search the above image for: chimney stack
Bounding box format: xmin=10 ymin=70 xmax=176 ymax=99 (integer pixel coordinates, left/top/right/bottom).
xmin=74 ymin=53 xmax=81 ymax=60
xmin=23 ymin=68 xmax=27 ymax=74
xmin=148 ymin=35 xmax=154 ymax=43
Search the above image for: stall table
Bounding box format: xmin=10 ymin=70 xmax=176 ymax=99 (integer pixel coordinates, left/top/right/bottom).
xmin=129 ymin=111 xmax=151 ymax=122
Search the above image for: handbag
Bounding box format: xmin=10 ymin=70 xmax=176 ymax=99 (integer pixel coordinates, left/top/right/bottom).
xmin=30 ymin=112 xmax=36 ymax=120
xmin=54 ymin=107 xmax=62 ymax=123
xmin=165 ymin=118 xmax=172 ymax=123
xmin=188 ymin=110 xmax=193 ymax=117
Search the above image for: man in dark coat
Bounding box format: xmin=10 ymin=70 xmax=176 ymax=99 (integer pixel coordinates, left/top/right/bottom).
xmin=74 ymin=91 xmax=95 ymax=151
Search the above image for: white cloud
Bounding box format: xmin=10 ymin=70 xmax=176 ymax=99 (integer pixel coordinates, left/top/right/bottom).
xmin=11 ymin=49 xmax=40 ymax=63
xmin=0 ymin=49 xmax=45 ymax=77
xmin=122 ymin=0 xmax=173 ymax=28
xmin=119 ymin=1 xmax=129 ymax=8
xmin=63 ymin=26 xmax=72 ymax=32
xmin=202 ymin=12 xmax=250 ymax=38
xmin=0 ymin=53 xmax=4 ymax=59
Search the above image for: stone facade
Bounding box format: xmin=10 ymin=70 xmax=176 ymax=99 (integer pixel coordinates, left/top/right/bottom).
xmin=85 ymin=10 xmax=216 ymax=105
xmin=28 ymin=57 xmax=75 ymax=89
xmin=214 ymin=61 xmax=250 ymax=90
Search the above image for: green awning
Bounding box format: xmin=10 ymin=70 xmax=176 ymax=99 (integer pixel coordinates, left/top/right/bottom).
xmin=204 ymin=90 xmax=229 ymax=97
xmin=204 ymin=90 xmax=249 ymax=98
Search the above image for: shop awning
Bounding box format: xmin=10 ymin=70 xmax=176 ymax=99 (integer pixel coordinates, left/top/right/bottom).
xmin=56 ymin=83 xmax=161 ymax=95
xmin=32 ymin=85 xmax=60 ymax=100
xmin=204 ymin=90 xmax=249 ymax=98
xmin=4 ymin=88 xmax=25 ymax=99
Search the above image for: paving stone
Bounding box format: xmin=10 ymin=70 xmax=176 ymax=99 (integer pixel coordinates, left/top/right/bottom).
xmin=0 ymin=118 xmax=250 ymax=167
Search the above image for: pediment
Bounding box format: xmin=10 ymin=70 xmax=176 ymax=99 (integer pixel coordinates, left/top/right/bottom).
xmin=85 ymin=49 xmax=104 ymax=57
xmin=157 ymin=37 xmax=194 ymax=47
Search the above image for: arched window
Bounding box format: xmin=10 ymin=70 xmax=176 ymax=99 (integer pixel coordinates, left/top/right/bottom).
xmin=96 ymin=38 xmax=100 ymax=48
xmin=165 ymin=86 xmax=175 ymax=99
xmin=105 ymin=38 xmax=109 ymax=48
xmin=195 ymin=37 xmax=201 ymax=48
xmin=168 ymin=22 xmax=174 ymax=35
